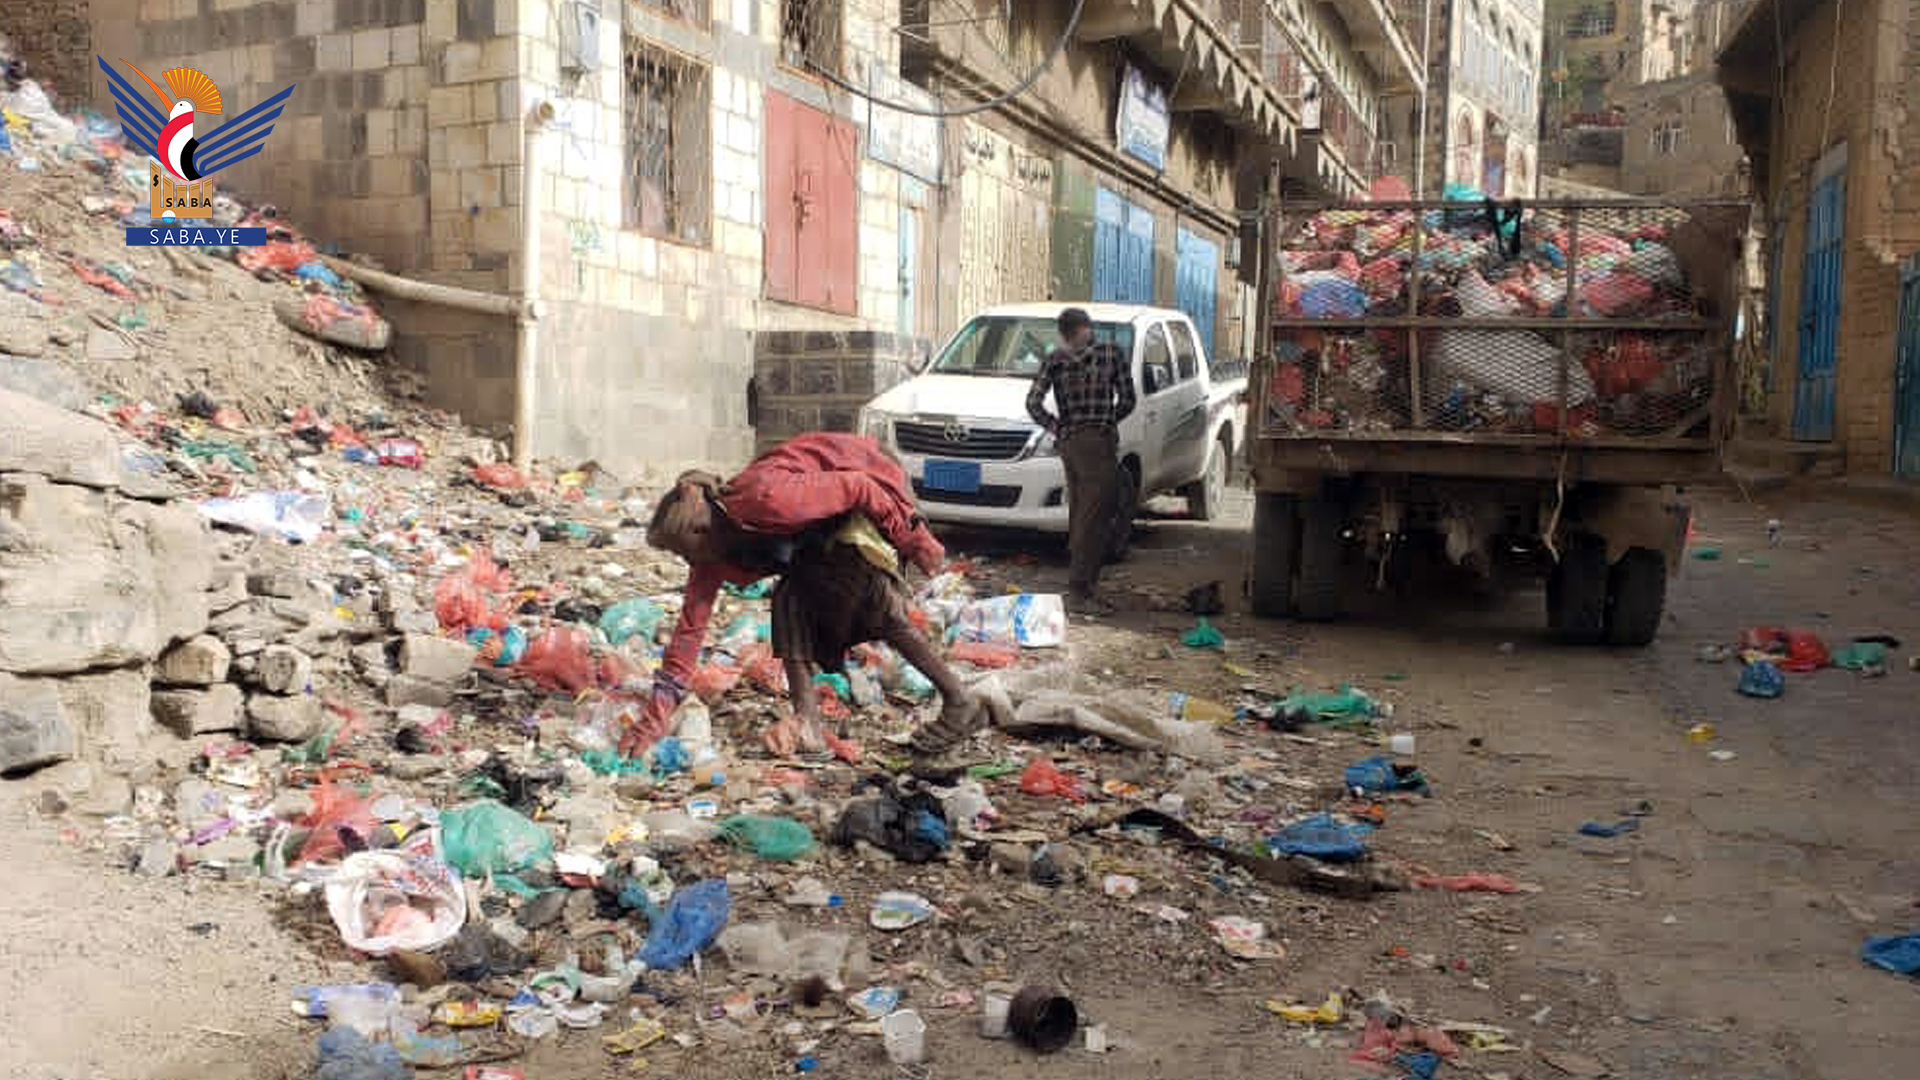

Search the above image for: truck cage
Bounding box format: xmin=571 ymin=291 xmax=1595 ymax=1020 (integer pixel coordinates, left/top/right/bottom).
xmin=1259 ymin=198 xmax=1752 ymax=462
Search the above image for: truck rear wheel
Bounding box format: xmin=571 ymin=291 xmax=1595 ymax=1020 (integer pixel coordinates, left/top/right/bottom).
xmin=1605 ymin=547 xmax=1667 ymax=646
xmin=1185 ymin=435 xmax=1230 ymax=521
xmin=1547 ymin=532 xmax=1608 ymax=644
xmin=1294 ymin=496 xmax=1345 ymax=621
xmin=1250 ymin=493 xmax=1297 ymax=617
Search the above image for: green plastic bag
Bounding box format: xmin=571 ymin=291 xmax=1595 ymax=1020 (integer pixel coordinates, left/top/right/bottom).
xmin=1181 ymin=618 xmax=1225 ymax=649
xmin=717 ymin=815 xmax=815 ymax=861
xmin=1277 ymin=684 xmax=1382 ymax=724
xmin=1833 ymin=641 xmax=1890 ymax=670
xmin=599 ymin=598 xmax=664 ymax=646
xmin=723 ymin=578 xmax=774 ymax=599
xmin=440 ymin=799 xmax=554 ymax=878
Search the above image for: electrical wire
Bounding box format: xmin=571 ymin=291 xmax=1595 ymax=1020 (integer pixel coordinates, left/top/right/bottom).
xmin=801 ymin=0 xmax=1090 ymax=118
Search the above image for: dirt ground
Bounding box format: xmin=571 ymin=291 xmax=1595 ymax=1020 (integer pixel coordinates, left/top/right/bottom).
xmin=5 ymin=477 xmax=1919 ymax=1080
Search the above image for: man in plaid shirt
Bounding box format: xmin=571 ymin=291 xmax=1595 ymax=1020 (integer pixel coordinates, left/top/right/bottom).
xmin=1026 ymin=307 xmax=1137 ymax=611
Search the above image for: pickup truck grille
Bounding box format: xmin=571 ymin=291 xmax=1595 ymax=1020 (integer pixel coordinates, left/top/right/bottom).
xmin=894 ymin=420 xmax=1033 ymax=461
xmin=912 ymin=480 xmax=1023 ymax=508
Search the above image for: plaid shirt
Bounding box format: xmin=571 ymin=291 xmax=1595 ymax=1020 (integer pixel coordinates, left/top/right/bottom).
xmin=1026 ymin=343 xmax=1137 ymax=436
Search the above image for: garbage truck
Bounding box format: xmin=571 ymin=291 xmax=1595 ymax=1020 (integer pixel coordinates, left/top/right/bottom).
xmin=1249 ymin=197 xmax=1749 ymax=644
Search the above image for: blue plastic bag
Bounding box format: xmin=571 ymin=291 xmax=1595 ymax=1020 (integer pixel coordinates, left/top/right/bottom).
xmin=1862 ymin=932 xmax=1920 ymax=975
xmin=314 ymin=1027 xmax=408 ymax=1080
xmin=1344 ymin=755 xmax=1428 ymax=794
xmin=1579 ymin=819 xmax=1639 ymax=838
xmin=638 ymin=879 xmax=731 ymax=969
xmin=600 ymin=597 xmax=664 ymax=646
xmin=1267 ymin=813 xmax=1372 ymax=862
xmin=1737 ymin=659 xmax=1785 ymax=698
xmin=1299 ymin=278 xmax=1367 ymax=318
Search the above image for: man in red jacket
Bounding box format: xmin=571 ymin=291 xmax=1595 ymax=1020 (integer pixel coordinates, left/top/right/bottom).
xmin=623 ymin=433 xmax=984 ymax=760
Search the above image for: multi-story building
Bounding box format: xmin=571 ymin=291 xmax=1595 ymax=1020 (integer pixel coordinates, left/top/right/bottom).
xmin=1718 ymin=0 xmax=1920 ymax=478
xmin=11 ymin=0 xmax=1420 ymax=470
xmin=1383 ymin=0 xmax=1544 ymax=197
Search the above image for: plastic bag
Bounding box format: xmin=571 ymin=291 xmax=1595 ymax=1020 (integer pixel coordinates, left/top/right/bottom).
xmin=718 ymin=816 xmax=816 ymax=861
xmin=1019 ymin=759 xmax=1087 ymax=802
xmin=1741 ymin=627 xmax=1829 ymax=672
xmin=1181 ymin=618 xmax=1225 ymax=649
xmin=1737 ymin=659 xmax=1785 ymax=698
xmin=638 ymin=879 xmax=731 ymax=970
xmin=949 ymin=641 xmax=1019 ymax=668
xmin=690 ymin=661 xmax=742 ymax=702
xmin=516 ymin=625 xmax=596 ymax=693
xmin=196 ymin=490 xmax=331 ymax=543
xmin=295 ymin=781 xmax=380 ymax=865
xmin=434 ymin=553 xmax=515 ymax=634
xmin=832 ymin=790 xmax=951 ymax=862
xmin=1267 ymin=813 xmax=1373 ymax=862
xmin=1298 ymin=277 xmax=1367 ymax=317
xmin=741 ymin=644 xmax=789 ymax=695
xmin=599 ymin=598 xmax=663 ymax=646
xmin=1274 ymin=685 xmax=1383 ymax=724
xmin=314 ymin=1027 xmax=409 ymax=1080
xmin=1344 ymin=755 xmax=1429 ymax=794
xmin=950 ymin=594 xmax=1066 ymax=648
xmin=472 ymin=463 xmax=527 ymax=489
xmin=1862 ymin=932 xmax=1920 ymax=976
xmin=324 ymin=850 xmax=467 ymax=956
xmin=1834 ymin=640 xmax=1891 ymax=671
xmin=440 ymin=800 xmax=554 ymax=878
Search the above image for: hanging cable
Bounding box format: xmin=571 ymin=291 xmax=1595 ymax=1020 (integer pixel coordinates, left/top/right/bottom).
xmin=802 ymin=0 xmax=1090 ymax=118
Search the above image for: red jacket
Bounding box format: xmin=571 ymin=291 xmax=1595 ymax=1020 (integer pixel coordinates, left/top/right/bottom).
xmin=656 ymin=434 xmax=942 ymax=697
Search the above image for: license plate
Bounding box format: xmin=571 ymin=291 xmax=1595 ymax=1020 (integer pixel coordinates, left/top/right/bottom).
xmin=923 ymin=459 xmax=982 ymax=494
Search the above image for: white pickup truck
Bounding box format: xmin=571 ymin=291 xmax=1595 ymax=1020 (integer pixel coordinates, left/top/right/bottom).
xmin=857 ymin=302 xmax=1248 ymax=558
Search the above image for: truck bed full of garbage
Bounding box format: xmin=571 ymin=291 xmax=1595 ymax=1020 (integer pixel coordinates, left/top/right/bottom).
xmin=1265 ymin=191 xmax=1750 ymax=442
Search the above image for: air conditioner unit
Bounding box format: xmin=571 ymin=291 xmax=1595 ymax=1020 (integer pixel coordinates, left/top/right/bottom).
xmin=561 ymin=0 xmax=601 ymax=75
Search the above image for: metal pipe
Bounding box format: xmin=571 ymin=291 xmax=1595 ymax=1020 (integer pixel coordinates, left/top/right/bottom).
xmin=1415 ymin=0 xmax=1435 ymax=198
xmin=317 ymin=255 xmax=526 ymax=317
xmin=515 ymin=99 xmax=556 ymax=471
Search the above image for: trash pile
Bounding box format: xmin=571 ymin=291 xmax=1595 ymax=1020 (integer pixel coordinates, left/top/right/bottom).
xmin=1695 ymin=627 xmax=1904 ymax=697
xmin=1268 ymin=185 xmax=1724 ymax=438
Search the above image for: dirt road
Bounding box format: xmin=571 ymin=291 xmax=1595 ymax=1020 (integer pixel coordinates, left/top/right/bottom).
xmin=3 ymin=480 xmax=1917 ymax=1080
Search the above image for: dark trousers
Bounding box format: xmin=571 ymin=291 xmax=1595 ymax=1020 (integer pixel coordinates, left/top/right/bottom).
xmin=1060 ymin=426 xmax=1119 ymax=596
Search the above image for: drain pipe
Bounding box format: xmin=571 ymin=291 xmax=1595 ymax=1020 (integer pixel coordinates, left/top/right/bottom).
xmin=1415 ymin=0 xmax=1434 ymax=198
xmin=515 ymin=99 xmax=556 ymax=471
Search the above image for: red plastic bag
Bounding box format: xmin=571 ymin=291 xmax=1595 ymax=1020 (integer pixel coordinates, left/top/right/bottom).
xmin=293 ymin=780 xmax=379 ymax=865
xmin=1742 ymin=627 xmax=1829 ymax=672
xmin=949 ymin=641 xmax=1019 ymax=669
xmin=1582 ymin=271 xmax=1655 ymax=317
xmin=1019 ymin=759 xmax=1087 ymax=802
xmin=1411 ymin=872 xmax=1528 ymax=893
xmin=516 ymin=625 xmax=597 ymax=693
xmin=473 ymin=463 xmax=528 ymax=490
xmin=741 ymin=645 xmax=788 ymax=695
xmin=434 ymin=553 xmax=515 ymax=633
xmin=1350 ymin=1014 xmax=1460 ymax=1064
xmin=1358 ymin=256 xmax=1403 ymax=302
xmin=690 ymin=662 xmax=743 ymax=702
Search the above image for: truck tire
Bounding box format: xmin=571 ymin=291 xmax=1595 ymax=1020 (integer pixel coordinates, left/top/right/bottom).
xmin=1294 ymin=496 xmax=1345 ymax=621
xmin=1547 ymin=532 xmax=1608 ymax=644
xmin=1605 ymin=547 xmax=1667 ymax=646
xmin=1104 ymin=461 xmax=1140 ymax=564
xmin=1251 ymin=493 xmax=1298 ymax=617
xmin=1185 ymin=434 xmax=1230 ymax=522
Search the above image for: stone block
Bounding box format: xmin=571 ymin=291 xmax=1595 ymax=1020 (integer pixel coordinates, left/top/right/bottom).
xmin=0 ymin=387 xmax=126 ymax=489
xmin=155 ymin=635 xmax=232 ymax=686
xmin=385 ymin=674 xmax=455 ymax=709
xmin=57 ymin=667 xmax=152 ymax=774
xmin=0 ymin=673 xmax=75 ymax=773
xmin=256 ymin=645 xmax=315 ymax=695
xmin=205 ymin=569 xmax=251 ymax=614
xmin=151 ymin=684 xmax=245 ymax=738
xmin=400 ymin=633 xmax=478 ymax=682
xmin=246 ymin=693 xmax=324 ymax=742
xmin=209 ymin=598 xmax=311 ymax=655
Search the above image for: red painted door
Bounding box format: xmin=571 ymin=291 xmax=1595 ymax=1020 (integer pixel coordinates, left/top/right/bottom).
xmin=763 ymin=91 xmax=801 ymax=304
xmin=764 ymin=90 xmax=858 ymax=314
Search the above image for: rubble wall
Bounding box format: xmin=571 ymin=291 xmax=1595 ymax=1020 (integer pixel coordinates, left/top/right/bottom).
xmin=5 ymin=0 xmax=94 ymax=104
xmin=1761 ymin=0 xmax=1897 ymax=472
xmin=751 ymin=329 xmax=925 ymax=453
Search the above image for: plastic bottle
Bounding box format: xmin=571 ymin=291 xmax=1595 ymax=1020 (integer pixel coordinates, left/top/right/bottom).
xmin=1167 ymin=692 xmax=1233 ymax=725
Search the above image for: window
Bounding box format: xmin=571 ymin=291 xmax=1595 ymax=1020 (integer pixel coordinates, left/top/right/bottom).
xmin=1142 ymin=325 xmax=1174 ymax=395
xmin=781 ymin=0 xmax=842 ymax=75
xmin=1652 ymin=120 xmax=1684 ymax=155
xmin=633 ymin=0 xmax=708 ymax=29
xmin=1169 ymin=321 xmax=1200 ymax=382
xmin=1568 ymin=3 xmax=1617 ymax=37
xmin=623 ymin=40 xmax=712 ymax=245
xmin=928 ymin=316 xmax=1135 ymax=378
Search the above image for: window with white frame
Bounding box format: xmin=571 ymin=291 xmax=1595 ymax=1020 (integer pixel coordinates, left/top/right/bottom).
xmin=1651 ymin=120 xmax=1684 ymax=155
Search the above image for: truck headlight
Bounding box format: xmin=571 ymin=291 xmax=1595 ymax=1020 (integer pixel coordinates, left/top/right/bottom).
xmin=1026 ymin=429 xmax=1057 ymax=458
xmin=858 ymin=408 xmax=893 ymax=444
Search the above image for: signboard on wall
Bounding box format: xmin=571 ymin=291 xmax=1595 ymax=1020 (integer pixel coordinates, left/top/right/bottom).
xmin=862 ymin=60 xmax=942 ymax=184
xmin=1115 ymin=64 xmax=1170 ymax=171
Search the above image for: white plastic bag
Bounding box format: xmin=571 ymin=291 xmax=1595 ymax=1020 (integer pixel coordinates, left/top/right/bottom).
xmin=1428 ymin=330 xmax=1595 ymax=406
xmin=949 ymin=594 xmax=1065 ymax=648
xmin=325 ymin=850 xmax=466 ymax=956
xmin=1010 ymin=689 xmax=1227 ymax=763
xmin=198 ymin=490 xmax=332 ymax=543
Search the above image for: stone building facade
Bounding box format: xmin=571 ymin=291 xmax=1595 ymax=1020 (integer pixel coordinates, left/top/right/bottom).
xmin=1383 ymin=0 xmax=1543 ymax=197
xmin=1719 ymin=0 xmax=1920 ymax=475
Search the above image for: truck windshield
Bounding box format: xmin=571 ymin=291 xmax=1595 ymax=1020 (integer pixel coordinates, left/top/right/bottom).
xmin=928 ymin=316 xmax=1134 ymax=377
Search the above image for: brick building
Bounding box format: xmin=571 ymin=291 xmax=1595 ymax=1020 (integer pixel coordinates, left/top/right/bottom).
xmin=9 ymin=0 xmax=1422 ymax=474
xmin=1718 ymin=0 xmax=1920 ymax=477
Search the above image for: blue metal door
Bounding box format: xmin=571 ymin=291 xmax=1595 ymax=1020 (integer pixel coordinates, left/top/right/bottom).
xmin=1793 ymin=155 xmax=1846 ymax=440
xmin=1175 ymin=227 xmax=1219 ymax=359
xmin=1093 ymin=187 xmax=1155 ymax=304
xmin=1896 ymin=254 xmax=1920 ymax=478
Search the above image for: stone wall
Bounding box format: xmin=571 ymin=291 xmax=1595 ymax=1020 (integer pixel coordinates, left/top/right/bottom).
xmin=4 ymin=0 xmax=95 ymax=104
xmin=751 ymin=329 xmax=925 ymax=452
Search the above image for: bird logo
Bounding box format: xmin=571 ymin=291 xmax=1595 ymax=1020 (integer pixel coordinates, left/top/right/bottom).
xmin=96 ymin=56 xmax=295 ymax=222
